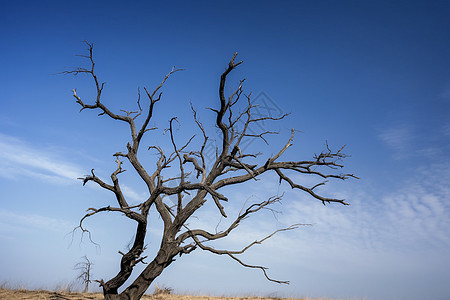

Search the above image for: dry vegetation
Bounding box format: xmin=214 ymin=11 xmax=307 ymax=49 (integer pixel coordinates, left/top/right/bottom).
xmin=0 ymin=289 xmax=338 ymax=300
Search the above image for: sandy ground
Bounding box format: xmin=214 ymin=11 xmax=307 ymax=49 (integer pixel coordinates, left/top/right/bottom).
xmin=0 ymin=289 xmax=331 ymax=300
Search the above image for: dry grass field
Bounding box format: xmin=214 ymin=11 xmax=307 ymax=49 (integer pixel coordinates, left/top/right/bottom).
xmin=0 ymin=289 xmax=339 ymax=300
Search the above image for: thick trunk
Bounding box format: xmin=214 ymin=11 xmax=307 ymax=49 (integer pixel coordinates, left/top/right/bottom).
xmin=103 ymin=243 xmax=178 ymax=300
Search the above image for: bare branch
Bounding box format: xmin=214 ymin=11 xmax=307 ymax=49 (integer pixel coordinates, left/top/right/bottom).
xmin=177 ymin=195 xmax=283 ymax=243
xmin=80 ymin=205 xmax=146 ymax=223
xmin=275 ymin=168 xmax=348 ymax=205
xmin=216 ymin=53 xmax=244 ymax=155
xmin=136 ymin=67 xmax=183 ymax=146
xmin=187 ymin=224 xmax=303 ymax=284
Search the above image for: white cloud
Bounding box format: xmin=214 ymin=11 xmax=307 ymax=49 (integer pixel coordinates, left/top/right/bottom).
xmin=280 ymin=163 xmax=450 ymax=254
xmin=0 ymin=209 xmax=73 ymax=238
xmin=378 ymin=122 xmax=448 ymax=160
xmin=378 ymin=124 xmax=414 ymax=158
xmin=0 ymin=133 xmax=156 ymax=209
xmin=121 ymin=184 xmax=148 ymax=204
xmin=382 ymin=165 xmax=450 ymax=248
xmin=0 ymin=133 xmax=84 ymax=184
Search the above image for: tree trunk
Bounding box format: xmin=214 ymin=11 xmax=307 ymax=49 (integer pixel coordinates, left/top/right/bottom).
xmin=84 ymin=263 xmax=90 ymax=293
xmin=104 ymin=244 xmax=178 ymax=300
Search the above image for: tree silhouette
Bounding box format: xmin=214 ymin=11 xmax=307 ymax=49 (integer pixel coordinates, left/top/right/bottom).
xmin=65 ymin=41 xmax=357 ymax=300
xmin=74 ymin=255 xmax=93 ymax=293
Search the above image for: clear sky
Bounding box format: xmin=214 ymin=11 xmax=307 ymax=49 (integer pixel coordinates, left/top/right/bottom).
xmin=1 ymin=1 xmax=450 ymax=300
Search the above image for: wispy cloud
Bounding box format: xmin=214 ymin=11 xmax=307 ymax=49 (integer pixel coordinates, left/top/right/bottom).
xmin=0 ymin=209 xmax=73 ymax=237
xmin=0 ymin=133 xmax=155 ymax=209
xmin=0 ymin=133 xmax=84 ymax=184
xmin=121 ymin=184 xmax=148 ymax=204
xmin=378 ymin=124 xmax=414 ymax=159
xmin=279 ymin=163 xmax=450 ymax=254
xmin=378 ymin=122 xmax=449 ymax=160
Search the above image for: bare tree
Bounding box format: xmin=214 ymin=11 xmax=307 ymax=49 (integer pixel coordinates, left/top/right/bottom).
xmin=74 ymin=255 xmax=93 ymax=293
xmin=65 ymin=41 xmax=357 ymax=300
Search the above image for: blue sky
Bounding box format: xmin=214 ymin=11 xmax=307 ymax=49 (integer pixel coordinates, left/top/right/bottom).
xmin=1 ymin=1 xmax=450 ymax=299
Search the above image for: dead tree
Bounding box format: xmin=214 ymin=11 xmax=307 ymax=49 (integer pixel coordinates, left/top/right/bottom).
xmin=74 ymin=255 xmax=93 ymax=293
xmin=65 ymin=41 xmax=357 ymax=300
